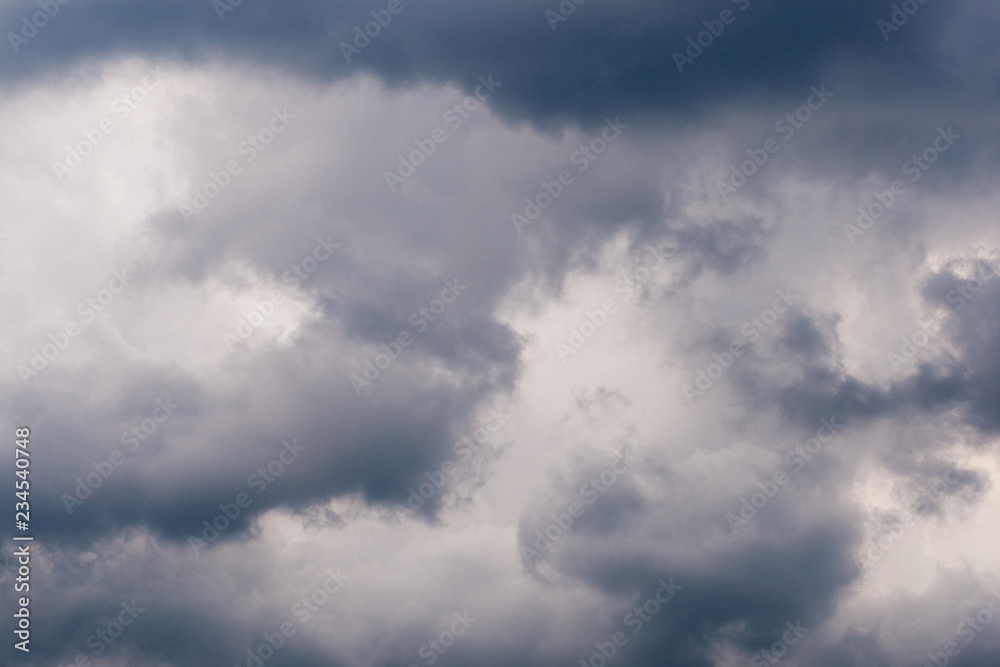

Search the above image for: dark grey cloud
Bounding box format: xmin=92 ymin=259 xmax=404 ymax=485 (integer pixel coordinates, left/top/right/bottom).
xmin=2 ymin=0 xmax=996 ymax=129
xmin=514 ymin=434 xmax=861 ymax=666
xmin=746 ymin=257 xmax=1000 ymax=436
xmin=2 ymin=0 xmax=1000 ymax=665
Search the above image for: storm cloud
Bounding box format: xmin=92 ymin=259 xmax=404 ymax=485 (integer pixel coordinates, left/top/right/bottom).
xmin=1 ymin=0 xmax=1000 ymax=665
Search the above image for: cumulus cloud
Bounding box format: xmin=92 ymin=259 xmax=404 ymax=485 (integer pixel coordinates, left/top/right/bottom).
xmin=1 ymin=1 xmax=1000 ymax=666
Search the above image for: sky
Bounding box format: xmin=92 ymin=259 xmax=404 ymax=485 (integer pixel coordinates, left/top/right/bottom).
xmin=1 ymin=0 xmax=1000 ymax=666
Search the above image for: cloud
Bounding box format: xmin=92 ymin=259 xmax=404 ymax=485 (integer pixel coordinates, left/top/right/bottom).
xmin=2 ymin=2 xmax=1000 ymax=665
